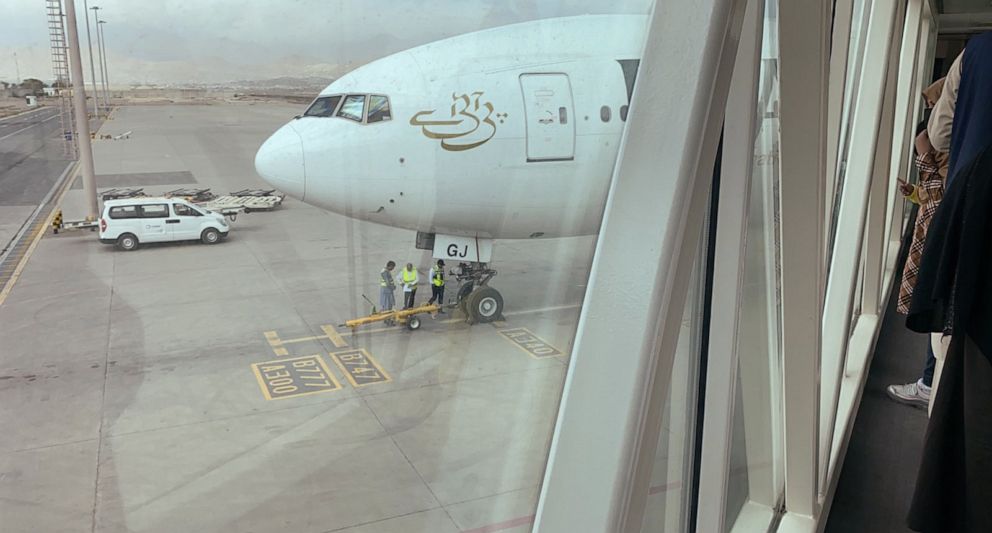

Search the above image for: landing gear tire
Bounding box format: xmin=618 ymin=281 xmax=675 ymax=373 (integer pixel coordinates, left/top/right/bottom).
xmin=467 ymin=286 xmax=503 ymax=324
xmin=407 ymin=316 xmax=421 ymax=331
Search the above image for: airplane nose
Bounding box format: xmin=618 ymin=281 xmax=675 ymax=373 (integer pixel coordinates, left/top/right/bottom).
xmin=255 ymin=123 xmax=306 ymax=200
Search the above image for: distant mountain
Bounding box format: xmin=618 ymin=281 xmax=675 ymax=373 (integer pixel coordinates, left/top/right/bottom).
xmin=152 ymin=76 xmax=335 ymax=92
xmin=229 ymin=76 xmax=335 ymax=90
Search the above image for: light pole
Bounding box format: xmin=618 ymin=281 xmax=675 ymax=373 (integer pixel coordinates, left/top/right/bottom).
xmin=13 ymin=52 xmax=20 ymax=83
xmin=63 ymin=0 xmax=99 ymax=219
xmin=91 ymin=5 xmax=107 ymax=112
xmin=82 ymin=0 xmax=100 ymax=117
xmin=98 ymin=20 xmax=111 ymax=110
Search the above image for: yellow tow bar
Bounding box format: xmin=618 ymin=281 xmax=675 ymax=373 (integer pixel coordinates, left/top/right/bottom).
xmin=340 ymin=303 xmax=442 ymax=332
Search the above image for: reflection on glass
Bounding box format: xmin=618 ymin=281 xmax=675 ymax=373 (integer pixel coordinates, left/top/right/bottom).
xmin=829 ymin=0 xmax=873 ymax=260
xmin=304 ymin=95 xmax=342 ymax=117
xmin=640 ymin=233 xmax=707 ymax=533
xmin=367 ymin=95 xmax=391 ymax=123
xmin=336 ymin=94 xmax=366 ymax=121
xmin=0 ymin=3 xmax=663 ymax=533
xmin=724 ymin=0 xmax=786 ymax=529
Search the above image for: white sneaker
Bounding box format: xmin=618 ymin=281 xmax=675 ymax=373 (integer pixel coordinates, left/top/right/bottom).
xmin=885 ymin=380 xmax=930 ymax=408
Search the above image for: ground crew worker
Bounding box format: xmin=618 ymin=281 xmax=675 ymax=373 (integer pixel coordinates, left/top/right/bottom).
xmin=398 ymin=262 xmax=418 ymax=309
xmin=379 ymin=261 xmax=396 ymax=311
xmin=428 ymin=259 xmax=446 ymax=312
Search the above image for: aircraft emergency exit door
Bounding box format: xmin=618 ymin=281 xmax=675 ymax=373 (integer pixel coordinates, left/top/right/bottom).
xmin=520 ymin=73 xmax=575 ymax=161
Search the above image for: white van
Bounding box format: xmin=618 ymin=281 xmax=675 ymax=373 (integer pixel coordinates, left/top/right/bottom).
xmin=99 ymin=197 xmax=229 ymax=251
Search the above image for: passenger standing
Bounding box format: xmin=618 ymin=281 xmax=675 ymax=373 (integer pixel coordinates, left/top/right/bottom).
xmin=428 ymin=259 xmax=446 ymax=312
xmin=906 ymin=33 xmax=992 ymax=533
xmin=379 ymin=261 xmax=396 ymax=312
xmin=887 ymin=79 xmax=948 ymax=409
xmin=398 ymin=262 xmax=419 ymax=309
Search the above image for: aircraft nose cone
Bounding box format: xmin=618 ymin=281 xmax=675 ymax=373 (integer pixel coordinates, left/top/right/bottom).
xmin=255 ymin=123 xmax=306 ymax=200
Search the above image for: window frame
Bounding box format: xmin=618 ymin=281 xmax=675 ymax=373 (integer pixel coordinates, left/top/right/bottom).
xmin=533 ymin=1 xmax=748 ymax=530
xmin=336 ymin=94 xmax=367 ymax=122
xmin=173 ymin=203 xmax=203 ymax=217
xmin=108 ymin=205 xmax=139 ymax=219
xmin=303 ymin=95 xmax=343 ymax=118
xmin=138 ymin=204 xmax=170 ymax=219
xmin=366 ymin=94 xmax=392 ymax=124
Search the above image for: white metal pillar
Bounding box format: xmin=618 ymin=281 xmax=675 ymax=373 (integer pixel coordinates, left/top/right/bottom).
xmin=881 ymin=0 xmax=928 ymax=295
xmin=817 ymin=0 xmax=898 ymax=494
xmin=776 ymin=0 xmax=831 ymax=525
xmin=91 ymin=6 xmax=107 ymax=112
xmin=824 ymin=0 xmax=856 ymax=264
xmin=533 ymin=0 xmax=748 ymax=531
xmin=694 ymin=0 xmax=765 ymax=530
xmin=63 ymin=0 xmax=99 ymax=219
xmin=82 ymin=0 xmax=99 ymax=118
xmin=861 ymin=0 xmax=908 ymax=319
xmin=98 ymin=19 xmax=111 ymax=109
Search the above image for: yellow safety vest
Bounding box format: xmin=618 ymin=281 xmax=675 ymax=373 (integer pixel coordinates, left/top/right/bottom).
xmin=402 ymin=268 xmax=417 ymax=285
xmin=432 ymin=265 xmax=444 ymax=287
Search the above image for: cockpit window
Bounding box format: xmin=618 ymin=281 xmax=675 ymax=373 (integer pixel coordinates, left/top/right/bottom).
xmin=367 ymin=95 xmax=391 ymax=123
xmin=336 ymin=94 xmax=366 ymax=122
xmin=303 ymin=95 xmax=341 ymax=117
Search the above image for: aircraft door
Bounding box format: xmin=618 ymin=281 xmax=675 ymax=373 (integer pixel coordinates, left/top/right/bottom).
xmin=519 ymin=74 xmax=575 ymax=161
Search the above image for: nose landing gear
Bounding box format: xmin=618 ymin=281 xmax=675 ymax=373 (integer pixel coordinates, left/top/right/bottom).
xmin=453 ymin=262 xmax=504 ymax=324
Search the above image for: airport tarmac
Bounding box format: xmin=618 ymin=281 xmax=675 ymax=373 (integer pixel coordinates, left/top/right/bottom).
xmin=0 ymin=103 xmax=692 ymax=532
xmin=0 ymin=106 xmax=72 ymax=256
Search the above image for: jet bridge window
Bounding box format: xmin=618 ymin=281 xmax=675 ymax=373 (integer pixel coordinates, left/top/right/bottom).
xmin=367 ymin=95 xmax=391 ymax=123
xmin=303 ymin=95 xmax=341 ymax=117
xmin=337 ymin=95 xmax=366 ymax=122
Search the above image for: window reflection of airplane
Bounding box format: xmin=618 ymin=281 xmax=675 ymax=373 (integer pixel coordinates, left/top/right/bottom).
xmin=254 ymin=15 xmax=647 ymax=323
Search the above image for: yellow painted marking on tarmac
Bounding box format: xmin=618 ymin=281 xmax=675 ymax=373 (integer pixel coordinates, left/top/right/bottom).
xmin=321 ymin=324 xmax=349 ymax=348
xmin=0 ymin=163 xmax=79 ymax=308
xmin=275 ymin=325 xmax=351 ymax=348
xmin=330 ymin=348 xmax=392 ymax=388
xmin=263 ymin=330 xmax=289 ymax=356
xmin=280 ymin=334 xmax=327 ymax=345
xmin=251 ymin=354 xmax=342 ymax=401
xmin=497 ymin=327 xmax=564 ymax=359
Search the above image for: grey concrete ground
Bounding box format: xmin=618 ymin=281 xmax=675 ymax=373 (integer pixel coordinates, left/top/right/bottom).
xmin=0 ymin=103 xmax=618 ymax=533
xmin=0 ymin=106 xmax=73 ymax=254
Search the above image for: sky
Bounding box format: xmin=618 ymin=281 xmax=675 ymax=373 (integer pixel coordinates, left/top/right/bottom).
xmin=0 ymin=0 xmax=652 ymax=85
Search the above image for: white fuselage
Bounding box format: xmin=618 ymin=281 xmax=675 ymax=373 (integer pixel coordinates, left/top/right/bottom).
xmin=255 ymin=15 xmax=648 ymax=239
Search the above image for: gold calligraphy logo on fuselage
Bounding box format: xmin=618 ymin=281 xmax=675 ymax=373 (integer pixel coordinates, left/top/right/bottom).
xmin=409 ymin=92 xmax=503 ymax=152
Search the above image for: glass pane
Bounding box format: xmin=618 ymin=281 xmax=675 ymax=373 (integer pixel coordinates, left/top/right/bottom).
xmin=0 ymin=3 xmax=657 ymax=533
xmin=139 ymin=204 xmax=168 ymax=218
xmin=724 ymin=0 xmax=786 ymax=528
xmin=367 ymin=95 xmax=391 ymax=123
xmin=829 ymin=0 xmax=873 ymax=261
xmin=304 ymin=95 xmax=341 ymax=117
xmin=336 ymin=94 xmax=365 ymax=121
xmin=641 ymin=229 xmax=708 ymax=533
